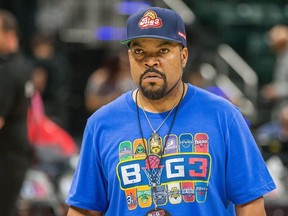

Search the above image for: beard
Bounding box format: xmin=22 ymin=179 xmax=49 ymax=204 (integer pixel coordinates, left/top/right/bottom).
xmin=139 ymin=68 xmax=168 ymax=100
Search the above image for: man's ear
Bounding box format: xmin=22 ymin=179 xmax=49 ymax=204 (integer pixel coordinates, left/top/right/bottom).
xmin=181 ymin=47 xmax=188 ymax=68
xmin=128 ymin=49 xmax=133 ymax=60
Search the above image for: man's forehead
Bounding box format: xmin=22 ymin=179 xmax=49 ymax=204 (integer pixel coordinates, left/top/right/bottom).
xmin=130 ymin=38 xmax=180 ymax=48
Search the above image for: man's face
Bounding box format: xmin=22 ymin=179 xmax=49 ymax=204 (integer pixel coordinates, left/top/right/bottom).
xmin=280 ymin=106 xmax=288 ymax=131
xmin=0 ymin=18 xmax=9 ymax=53
xmin=269 ymin=26 xmax=288 ymax=53
xmin=0 ymin=18 xmax=5 ymax=52
xmin=128 ymin=38 xmax=188 ymax=100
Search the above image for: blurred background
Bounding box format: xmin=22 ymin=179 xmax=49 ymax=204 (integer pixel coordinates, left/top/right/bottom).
xmin=1 ymin=0 xmax=286 ymax=135
xmin=1 ymin=0 xmax=288 ymax=215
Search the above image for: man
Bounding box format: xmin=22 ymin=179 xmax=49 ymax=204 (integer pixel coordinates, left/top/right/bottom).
xmin=66 ymin=7 xmax=275 ymax=216
xmin=255 ymin=101 xmax=288 ymax=167
xmin=0 ymin=9 xmax=33 ymax=215
xmin=261 ymin=25 xmax=288 ymax=105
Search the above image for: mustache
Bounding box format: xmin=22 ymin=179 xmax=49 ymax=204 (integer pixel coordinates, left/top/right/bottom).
xmin=140 ymin=68 xmax=166 ymax=81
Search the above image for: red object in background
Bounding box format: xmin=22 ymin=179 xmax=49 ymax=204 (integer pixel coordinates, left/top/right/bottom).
xmin=27 ymin=92 xmax=78 ymax=156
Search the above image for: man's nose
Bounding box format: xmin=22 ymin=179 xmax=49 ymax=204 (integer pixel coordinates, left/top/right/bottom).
xmin=144 ymin=55 xmax=160 ymax=68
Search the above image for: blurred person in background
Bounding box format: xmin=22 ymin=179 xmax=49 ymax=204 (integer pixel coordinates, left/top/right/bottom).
xmin=28 ymin=63 xmax=78 ymax=150
xmin=0 ymin=0 xmax=37 ymax=54
xmin=261 ymin=25 xmax=288 ymax=107
xmin=84 ymin=46 xmax=136 ymax=114
xmin=255 ymin=101 xmax=288 ymax=168
xmin=0 ymin=9 xmax=33 ymax=215
xmin=254 ymin=101 xmax=288 ymax=204
xmin=30 ymin=32 xmax=72 ymax=130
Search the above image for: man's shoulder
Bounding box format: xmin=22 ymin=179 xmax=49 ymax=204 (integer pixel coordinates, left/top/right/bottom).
xmin=187 ymin=84 xmax=240 ymax=118
xmin=88 ymin=91 xmax=133 ymax=120
xmin=189 ymin=84 xmax=234 ymax=107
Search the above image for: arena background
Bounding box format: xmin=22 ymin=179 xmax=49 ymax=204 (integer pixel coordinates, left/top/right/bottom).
xmin=1 ymin=0 xmax=288 ymax=214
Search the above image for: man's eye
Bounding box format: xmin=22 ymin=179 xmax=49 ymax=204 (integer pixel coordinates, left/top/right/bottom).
xmin=159 ymin=48 xmax=169 ymax=54
xmin=134 ymin=49 xmax=144 ymax=54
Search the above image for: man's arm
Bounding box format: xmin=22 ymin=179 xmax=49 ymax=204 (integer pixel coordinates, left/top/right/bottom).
xmin=235 ymin=196 xmax=266 ymax=216
xmin=67 ymin=206 xmax=103 ymax=216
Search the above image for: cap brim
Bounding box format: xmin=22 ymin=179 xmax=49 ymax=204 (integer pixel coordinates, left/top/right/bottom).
xmin=121 ymin=35 xmax=185 ymax=46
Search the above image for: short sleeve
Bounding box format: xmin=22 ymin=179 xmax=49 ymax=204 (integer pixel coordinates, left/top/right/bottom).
xmin=66 ymin=120 xmax=108 ymax=212
xmin=225 ymin=111 xmax=276 ymax=204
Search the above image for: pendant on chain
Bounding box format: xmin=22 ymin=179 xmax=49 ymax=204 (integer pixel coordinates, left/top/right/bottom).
xmin=148 ymin=132 xmax=162 ymax=155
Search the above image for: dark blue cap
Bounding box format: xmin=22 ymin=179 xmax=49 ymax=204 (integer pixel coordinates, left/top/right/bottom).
xmin=121 ymin=7 xmax=187 ymax=47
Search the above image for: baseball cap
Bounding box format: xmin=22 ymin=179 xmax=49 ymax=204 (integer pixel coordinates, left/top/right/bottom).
xmin=121 ymin=7 xmax=187 ymax=47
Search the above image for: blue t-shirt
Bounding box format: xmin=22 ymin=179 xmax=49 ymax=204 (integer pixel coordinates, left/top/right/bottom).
xmin=66 ymin=84 xmax=275 ymax=215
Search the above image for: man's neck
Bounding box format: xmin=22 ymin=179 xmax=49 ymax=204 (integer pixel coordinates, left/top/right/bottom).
xmin=134 ymin=82 xmax=187 ymax=113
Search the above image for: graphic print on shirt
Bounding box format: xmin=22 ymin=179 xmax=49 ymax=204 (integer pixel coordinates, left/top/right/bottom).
xmin=133 ymin=138 xmax=153 ymax=208
xmin=194 ymin=133 xmax=209 ymax=203
xmin=179 ymin=133 xmax=193 ymax=153
xmin=116 ymin=132 xmax=211 ymax=211
xmin=119 ymin=141 xmax=137 ymax=210
xmin=165 ymin=134 xmax=182 ymax=204
xmin=179 ymin=133 xmax=195 ymax=202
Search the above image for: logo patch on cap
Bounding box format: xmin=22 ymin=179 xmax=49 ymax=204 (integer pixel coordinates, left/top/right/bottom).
xmin=178 ymin=31 xmax=186 ymax=40
xmin=138 ymin=10 xmax=162 ymax=29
